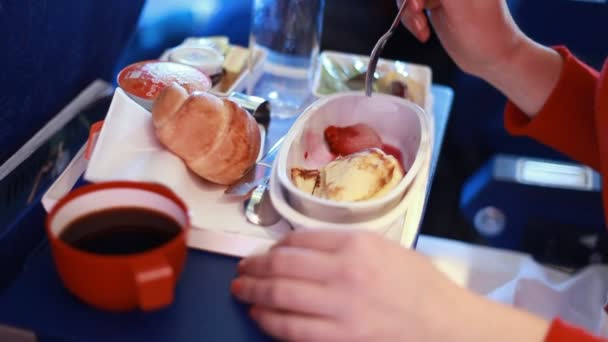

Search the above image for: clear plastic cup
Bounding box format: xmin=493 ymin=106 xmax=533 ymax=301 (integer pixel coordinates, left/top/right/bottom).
xmin=247 ymin=0 xmax=325 ymax=119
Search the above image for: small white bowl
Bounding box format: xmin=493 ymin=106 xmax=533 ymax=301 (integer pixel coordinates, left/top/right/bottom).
xmin=168 ymin=46 xmax=224 ymax=76
xmin=275 ymin=91 xmax=430 ymax=223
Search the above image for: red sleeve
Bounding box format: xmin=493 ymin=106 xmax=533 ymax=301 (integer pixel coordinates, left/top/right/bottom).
xmin=504 ymin=46 xmax=601 ymax=170
xmin=545 ymin=319 xmax=607 ymax=342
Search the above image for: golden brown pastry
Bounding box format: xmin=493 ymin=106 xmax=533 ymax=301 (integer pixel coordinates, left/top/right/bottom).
xmin=152 ymin=83 xmax=261 ymax=185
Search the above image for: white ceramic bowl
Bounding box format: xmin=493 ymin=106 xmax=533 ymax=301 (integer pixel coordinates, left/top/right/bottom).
xmin=275 ymin=91 xmax=430 ymax=223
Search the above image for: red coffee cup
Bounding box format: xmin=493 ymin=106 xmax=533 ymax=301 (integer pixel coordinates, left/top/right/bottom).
xmin=46 ymin=181 xmax=190 ymax=311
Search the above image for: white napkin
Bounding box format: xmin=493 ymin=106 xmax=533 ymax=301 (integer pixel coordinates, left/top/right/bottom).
xmin=418 ymin=236 xmax=608 ymax=336
xmin=84 ymin=88 xmax=291 ymax=242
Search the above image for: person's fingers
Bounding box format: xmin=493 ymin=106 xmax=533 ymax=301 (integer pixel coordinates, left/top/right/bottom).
xmin=405 ymin=0 xmax=425 ymax=12
xmin=399 ymin=0 xmax=422 ymax=29
xmin=400 ymin=14 xmax=416 ymax=37
xmin=250 ymin=305 xmax=342 ymax=342
xmin=232 ymin=276 xmax=342 ymax=317
xmin=415 ymin=13 xmax=432 ymax=42
xmin=237 ymin=246 xmax=339 ymax=283
xmin=273 ymin=230 xmax=352 ymax=252
xmin=425 ymin=0 xmax=441 ymax=10
xmin=403 ymin=11 xmax=431 ymax=42
xmin=397 ymin=0 xmax=424 ymax=12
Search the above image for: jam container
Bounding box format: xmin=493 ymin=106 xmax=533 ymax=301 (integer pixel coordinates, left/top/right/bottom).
xmin=117 ymin=60 xmax=212 ymax=110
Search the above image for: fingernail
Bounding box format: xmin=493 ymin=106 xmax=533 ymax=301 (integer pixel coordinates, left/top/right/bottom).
xmin=249 ymin=306 xmax=260 ymax=319
xmin=411 ymin=0 xmax=421 ymax=11
xmin=414 ymin=17 xmax=423 ymax=32
xmin=231 ymin=279 xmax=242 ymax=294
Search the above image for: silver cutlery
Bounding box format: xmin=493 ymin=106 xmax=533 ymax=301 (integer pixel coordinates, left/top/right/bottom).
xmin=364 ymin=0 xmax=408 ymax=96
xmin=243 ymin=177 xmax=281 ymax=226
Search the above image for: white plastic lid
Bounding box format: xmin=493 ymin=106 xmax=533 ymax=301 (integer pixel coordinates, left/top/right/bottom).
xmin=169 ymin=46 xmax=224 ymax=76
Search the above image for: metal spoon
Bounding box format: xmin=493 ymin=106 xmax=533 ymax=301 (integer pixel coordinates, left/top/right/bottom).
xmin=364 ymin=0 xmax=408 ymax=96
xmin=244 ymin=178 xmax=281 ymax=226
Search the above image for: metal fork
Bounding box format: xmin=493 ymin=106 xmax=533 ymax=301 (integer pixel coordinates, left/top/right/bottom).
xmin=365 ymin=0 xmax=408 ymax=97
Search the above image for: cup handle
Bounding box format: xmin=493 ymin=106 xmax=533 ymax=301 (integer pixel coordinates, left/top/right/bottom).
xmin=85 ymin=120 xmax=104 ymax=160
xmin=129 ymin=256 xmax=175 ymax=311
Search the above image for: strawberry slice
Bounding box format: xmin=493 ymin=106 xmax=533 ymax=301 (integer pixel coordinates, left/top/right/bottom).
xmin=324 ymin=123 xmax=383 ymax=156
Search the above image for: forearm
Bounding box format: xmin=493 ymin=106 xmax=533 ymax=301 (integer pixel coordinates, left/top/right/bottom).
xmin=500 ymin=44 xmax=601 ymax=170
xmin=479 ymin=37 xmax=564 ymax=117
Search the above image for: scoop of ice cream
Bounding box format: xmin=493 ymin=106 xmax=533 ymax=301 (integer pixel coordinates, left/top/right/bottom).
xmin=291 ymin=148 xmax=404 ymax=202
xmin=324 ymin=124 xmax=382 ymax=156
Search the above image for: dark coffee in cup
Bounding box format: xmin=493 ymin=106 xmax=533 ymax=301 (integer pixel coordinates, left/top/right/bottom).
xmin=46 ymin=181 xmax=190 ymax=311
xmin=59 ymin=207 xmax=181 ymax=255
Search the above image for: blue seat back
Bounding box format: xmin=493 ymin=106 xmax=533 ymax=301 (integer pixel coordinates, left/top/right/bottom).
xmin=0 ymin=0 xmax=144 ymax=290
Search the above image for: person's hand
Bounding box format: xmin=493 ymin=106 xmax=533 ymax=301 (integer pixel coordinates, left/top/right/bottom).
xmin=399 ymin=0 xmax=525 ymax=78
xmin=398 ymin=0 xmax=564 ymax=116
xmin=231 ymin=230 xmax=550 ymax=342
xmin=232 ymin=230 xmax=453 ymax=341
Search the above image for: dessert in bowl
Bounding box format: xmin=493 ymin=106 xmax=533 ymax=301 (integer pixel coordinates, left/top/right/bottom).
xmin=274 ymin=91 xmax=430 ymax=224
xmin=270 ymin=161 xmax=418 ymax=233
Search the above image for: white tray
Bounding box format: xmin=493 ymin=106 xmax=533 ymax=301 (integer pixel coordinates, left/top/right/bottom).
xmin=41 ymin=85 xmax=434 ymax=258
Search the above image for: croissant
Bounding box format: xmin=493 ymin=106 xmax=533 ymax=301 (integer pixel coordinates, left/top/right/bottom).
xmin=151 ymin=83 xmax=261 ymax=185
